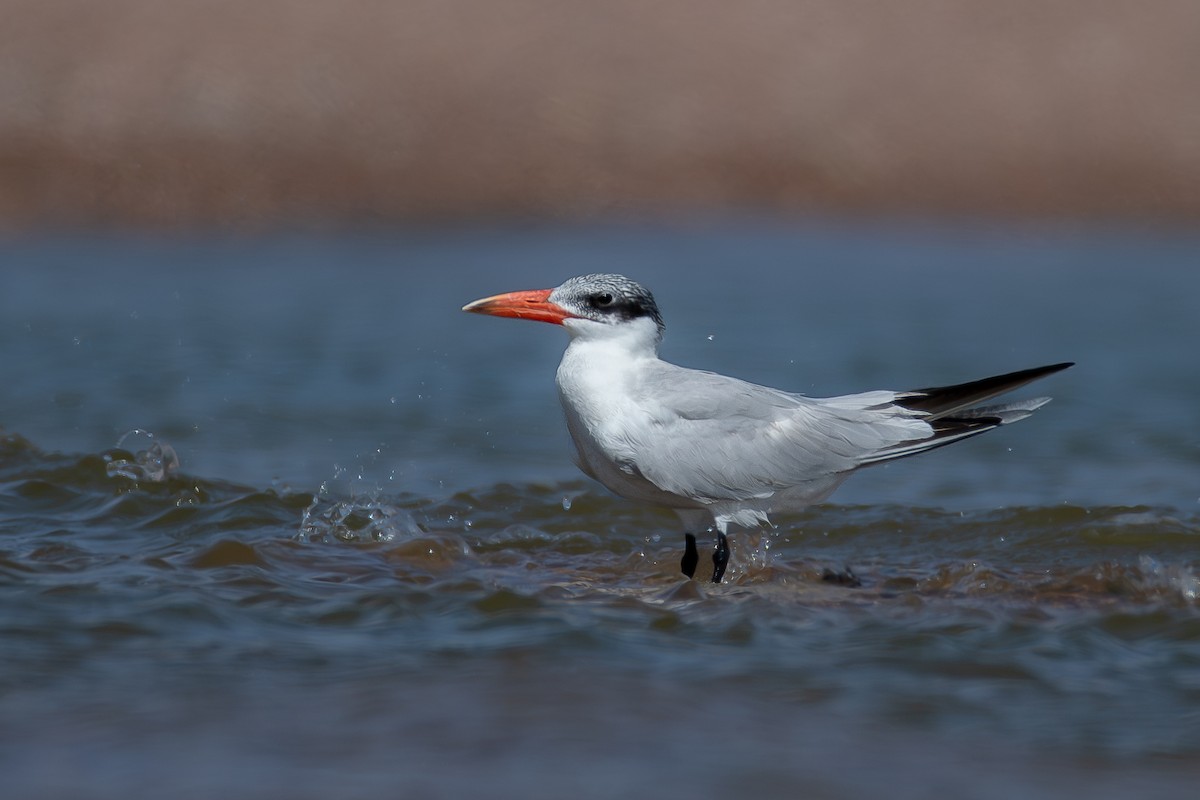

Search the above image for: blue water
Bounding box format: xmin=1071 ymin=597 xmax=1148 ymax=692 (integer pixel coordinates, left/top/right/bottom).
xmin=1 ymin=220 xmax=1198 ymax=798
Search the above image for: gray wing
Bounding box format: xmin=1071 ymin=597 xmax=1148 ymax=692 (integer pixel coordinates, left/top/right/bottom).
xmin=621 ymin=361 xmax=1071 ymax=503
xmin=622 ymin=363 xmax=931 ymax=503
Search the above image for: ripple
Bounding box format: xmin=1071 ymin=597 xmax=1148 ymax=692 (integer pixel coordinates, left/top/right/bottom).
xmin=188 ymin=539 xmax=269 ymax=569
xmin=2 ymin=437 xmax=1200 ymax=779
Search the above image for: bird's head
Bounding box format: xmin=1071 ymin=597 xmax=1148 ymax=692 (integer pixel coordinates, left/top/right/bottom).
xmin=462 ymin=273 xmax=665 ymax=345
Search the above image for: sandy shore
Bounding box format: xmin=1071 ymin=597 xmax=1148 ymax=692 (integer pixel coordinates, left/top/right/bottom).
xmin=2 ymin=0 xmax=1198 ymax=227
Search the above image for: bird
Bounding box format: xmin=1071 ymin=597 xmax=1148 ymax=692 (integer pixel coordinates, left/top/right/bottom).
xmin=462 ymin=273 xmax=1072 ymax=583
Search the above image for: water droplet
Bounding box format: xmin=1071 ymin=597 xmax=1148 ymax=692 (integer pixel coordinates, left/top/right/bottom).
xmin=562 ymin=496 xmax=572 ymax=510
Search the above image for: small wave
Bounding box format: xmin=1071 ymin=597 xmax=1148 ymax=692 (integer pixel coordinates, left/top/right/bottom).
xmin=3 ymin=425 xmax=1198 ymax=614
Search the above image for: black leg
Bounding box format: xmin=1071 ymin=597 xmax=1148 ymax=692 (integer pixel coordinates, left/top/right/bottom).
xmin=711 ymin=531 xmax=729 ymax=583
xmin=681 ymin=533 xmax=698 ymax=578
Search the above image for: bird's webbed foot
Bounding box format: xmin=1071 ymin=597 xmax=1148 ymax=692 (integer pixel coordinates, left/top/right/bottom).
xmin=711 ymin=531 xmax=729 ymax=583
xmin=681 ymin=533 xmax=698 ymax=579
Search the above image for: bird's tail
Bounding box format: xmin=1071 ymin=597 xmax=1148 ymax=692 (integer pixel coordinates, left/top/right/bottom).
xmin=951 ymin=395 xmax=1053 ymax=424
xmin=859 ymin=362 xmax=1072 ymax=465
xmin=894 ymin=362 xmax=1073 ymax=419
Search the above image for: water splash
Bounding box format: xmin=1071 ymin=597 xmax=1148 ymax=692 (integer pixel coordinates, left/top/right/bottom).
xmin=1135 ymin=555 xmax=1200 ymax=603
xmin=104 ymin=429 xmax=180 ymax=483
xmin=297 ymin=450 xmax=422 ymax=543
xmin=298 ymin=495 xmax=423 ymax=543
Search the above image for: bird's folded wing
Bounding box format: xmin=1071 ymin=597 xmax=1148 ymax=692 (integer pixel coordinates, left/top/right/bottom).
xmin=626 ymin=366 xmax=931 ymax=503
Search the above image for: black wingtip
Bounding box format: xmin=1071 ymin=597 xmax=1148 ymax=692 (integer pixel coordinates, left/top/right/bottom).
xmin=897 ymin=361 xmax=1074 ymax=418
xmin=964 ymin=361 xmax=1074 ymax=385
xmin=999 ymin=361 xmax=1075 ymax=385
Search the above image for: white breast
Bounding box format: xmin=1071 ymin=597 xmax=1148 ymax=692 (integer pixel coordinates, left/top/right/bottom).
xmin=554 ymin=325 xmax=704 ymax=510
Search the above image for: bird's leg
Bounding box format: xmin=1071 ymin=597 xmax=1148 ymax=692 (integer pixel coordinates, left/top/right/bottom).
xmin=711 ymin=531 xmax=730 ymax=583
xmin=681 ymin=533 xmax=699 ymax=578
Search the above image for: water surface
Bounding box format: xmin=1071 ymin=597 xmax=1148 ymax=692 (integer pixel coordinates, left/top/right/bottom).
xmin=1 ymin=222 xmax=1198 ymax=798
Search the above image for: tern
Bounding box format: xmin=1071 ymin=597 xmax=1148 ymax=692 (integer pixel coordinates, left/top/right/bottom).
xmin=463 ymin=273 xmax=1071 ymax=583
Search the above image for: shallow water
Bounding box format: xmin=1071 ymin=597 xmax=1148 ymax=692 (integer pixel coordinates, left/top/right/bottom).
xmin=1 ymin=222 xmax=1199 ymax=798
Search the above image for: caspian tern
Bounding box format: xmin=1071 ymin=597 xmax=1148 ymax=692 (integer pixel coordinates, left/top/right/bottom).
xmin=463 ymin=273 xmax=1071 ymax=583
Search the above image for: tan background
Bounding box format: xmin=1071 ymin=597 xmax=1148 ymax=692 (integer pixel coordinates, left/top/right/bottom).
xmin=2 ymin=0 xmax=1198 ymax=228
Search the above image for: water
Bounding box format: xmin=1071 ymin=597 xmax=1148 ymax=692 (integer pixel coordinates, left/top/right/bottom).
xmin=1 ymin=221 xmax=1198 ymax=798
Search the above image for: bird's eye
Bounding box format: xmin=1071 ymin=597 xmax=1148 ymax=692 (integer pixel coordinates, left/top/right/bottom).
xmin=592 ymin=292 xmax=615 ymax=308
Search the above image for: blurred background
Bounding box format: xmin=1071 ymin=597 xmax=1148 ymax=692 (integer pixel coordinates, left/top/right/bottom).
xmin=3 ymin=5 xmax=1200 ymax=800
xmin=2 ymin=0 xmax=1198 ymax=229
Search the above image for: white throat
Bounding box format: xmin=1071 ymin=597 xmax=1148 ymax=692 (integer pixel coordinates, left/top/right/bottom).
xmin=556 ymin=317 xmax=661 ymax=406
xmin=553 ymin=316 xmax=664 ymax=484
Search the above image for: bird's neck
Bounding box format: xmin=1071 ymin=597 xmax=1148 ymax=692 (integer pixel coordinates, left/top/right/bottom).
xmin=555 ymin=326 xmax=660 ymax=420
xmin=559 ymin=327 xmax=658 ymax=376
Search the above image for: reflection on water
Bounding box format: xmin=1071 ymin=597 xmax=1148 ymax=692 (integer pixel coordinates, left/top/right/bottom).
xmin=1 ymin=223 xmax=1199 ymax=797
